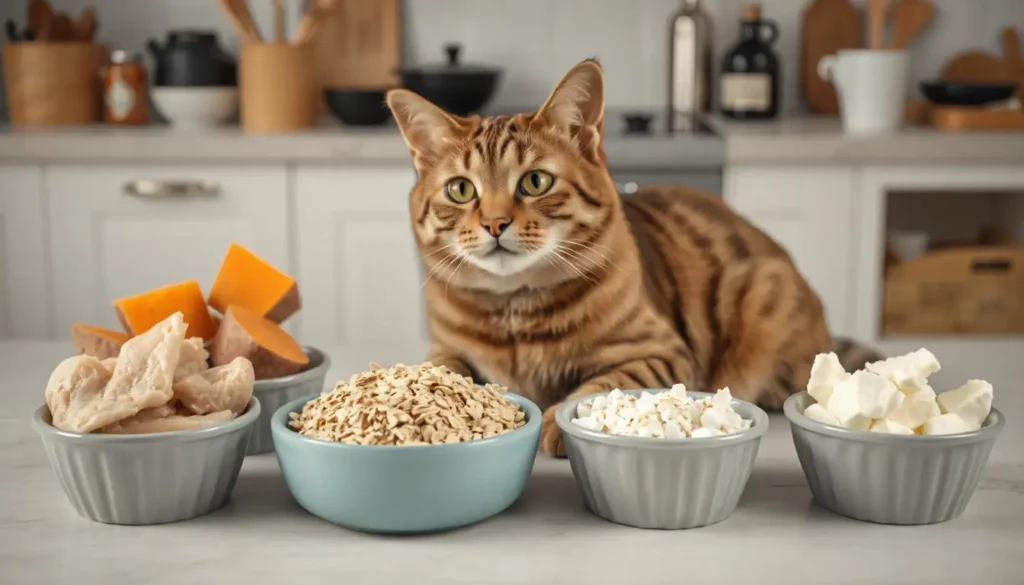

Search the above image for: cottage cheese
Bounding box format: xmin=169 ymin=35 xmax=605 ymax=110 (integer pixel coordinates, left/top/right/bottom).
xmin=571 ymin=385 xmax=752 ymax=438
xmin=804 ymin=349 xmax=994 ymax=436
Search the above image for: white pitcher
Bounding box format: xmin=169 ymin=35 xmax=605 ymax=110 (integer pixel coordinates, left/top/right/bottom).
xmin=819 ymin=49 xmax=909 ymax=136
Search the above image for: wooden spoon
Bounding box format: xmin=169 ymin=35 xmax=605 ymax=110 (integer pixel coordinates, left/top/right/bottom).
xmin=232 ymin=0 xmax=263 ymax=42
xmin=867 ymin=0 xmax=892 ymax=50
xmin=73 ymin=7 xmax=97 ymax=41
xmin=49 ymin=12 xmax=73 ymax=41
xmin=27 ymin=0 xmax=52 ymax=39
xmin=273 ymin=0 xmax=284 ymax=43
xmin=890 ymin=0 xmax=934 ymax=49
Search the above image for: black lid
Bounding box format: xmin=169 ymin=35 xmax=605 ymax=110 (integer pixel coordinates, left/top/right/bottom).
xmin=398 ymin=43 xmax=502 ymax=76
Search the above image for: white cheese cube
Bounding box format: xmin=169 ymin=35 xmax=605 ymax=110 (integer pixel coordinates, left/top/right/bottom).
xmin=574 ymin=416 xmax=601 ymax=431
xmin=803 ymin=403 xmax=842 ymax=427
xmin=923 ymin=413 xmax=976 ymax=435
xmin=870 ymin=418 xmax=915 ymax=435
xmin=866 ymin=349 xmax=940 ymax=394
xmin=889 ymin=387 xmax=941 ymax=430
xmin=807 ymin=352 xmax=848 ymax=406
xmin=690 ymin=427 xmax=723 ymax=438
xmin=825 ymin=379 xmax=873 ymax=431
xmin=936 ymin=380 xmax=994 ymax=428
xmin=831 ymin=370 xmax=904 ymax=420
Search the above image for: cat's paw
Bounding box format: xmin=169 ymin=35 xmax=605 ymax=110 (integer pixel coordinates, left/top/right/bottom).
xmin=540 ymin=405 xmax=567 ymax=458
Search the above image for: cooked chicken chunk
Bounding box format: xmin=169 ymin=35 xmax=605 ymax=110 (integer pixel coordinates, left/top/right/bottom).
xmin=175 ymin=337 xmax=210 ymax=380
xmin=173 ymin=357 xmax=254 ymax=415
xmin=45 ymin=355 xmax=122 ymax=432
xmin=99 ymin=409 xmax=234 ymax=434
xmin=46 ymin=313 xmax=186 ymax=432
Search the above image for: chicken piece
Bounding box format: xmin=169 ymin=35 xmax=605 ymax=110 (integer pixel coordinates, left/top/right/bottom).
xmin=45 ymin=313 xmax=187 ymax=433
xmin=45 ymin=355 xmax=124 ymax=432
xmin=101 ymin=357 xmax=118 ymax=375
xmin=99 ymin=409 xmax=234 ymax=434
xmin=173 ymin=357 xmax=255 ymax=415
xmin=174 ymin=337 xmax=210 ymax=380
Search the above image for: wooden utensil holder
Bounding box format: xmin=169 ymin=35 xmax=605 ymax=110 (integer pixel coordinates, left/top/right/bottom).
xmin=240 ymin=43 xmax=315 ymax=134
xmin=2 ymin=42 xmax=100 ymax=126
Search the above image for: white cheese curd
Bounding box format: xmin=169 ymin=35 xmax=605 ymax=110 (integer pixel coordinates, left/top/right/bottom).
xmin=571 ymin=385 xmax=752 ymax=438
xmin=803 ymin=348 xmax=994 ymax=436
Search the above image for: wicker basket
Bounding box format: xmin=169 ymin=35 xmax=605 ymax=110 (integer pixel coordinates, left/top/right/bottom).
xmin=882 ymin=246 xmax=1024 ymax=335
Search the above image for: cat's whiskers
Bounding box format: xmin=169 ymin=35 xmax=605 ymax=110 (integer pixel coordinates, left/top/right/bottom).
xmin=549 ymin=249 xmax=596 ymax=284
xmin=422 ymin=252 xmax=461 ymax=290
xmin=444 ymin=254 xmax=471 ymax=298
xmin=421 ymin=242 xmax=460 ymax=259
xmin=561 ymin=238 xmax=624 ymax=272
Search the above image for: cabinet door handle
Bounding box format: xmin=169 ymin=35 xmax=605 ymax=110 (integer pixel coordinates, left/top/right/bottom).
xmin=123 ymin=180 xmax=221 ymax=198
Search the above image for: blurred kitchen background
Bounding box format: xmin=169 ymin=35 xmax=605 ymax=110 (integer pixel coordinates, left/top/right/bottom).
xmin=1 ymin=0 xmax=1023 ymax=391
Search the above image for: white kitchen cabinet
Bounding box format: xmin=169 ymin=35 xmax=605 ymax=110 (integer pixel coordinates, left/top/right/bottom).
xmin=0 ymin=165 xmax=50 ymax=339
xmin=46 ymin=164 xmax=289 ymax=337
xmin=294 ymin=165 xmax=429 ymax=367
xmin=854 ymin=165 xmax=1024 ymax=342
xmin=724 ymin=166 xmax=856 ymax=336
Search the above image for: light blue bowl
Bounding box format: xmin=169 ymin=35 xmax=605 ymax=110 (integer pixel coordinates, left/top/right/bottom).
xmin=271 ymin=392 xmax=541 ymax=534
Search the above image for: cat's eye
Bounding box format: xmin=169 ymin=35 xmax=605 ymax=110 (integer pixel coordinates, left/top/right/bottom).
xmin=519 ymin=170 xmax=554 ymax=196
xmin=445 ymin=177 xmax=477 ymax=203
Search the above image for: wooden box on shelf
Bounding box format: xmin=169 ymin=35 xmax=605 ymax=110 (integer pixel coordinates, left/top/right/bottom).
xmin=883 ymin=246 xmax=1024 ymax=336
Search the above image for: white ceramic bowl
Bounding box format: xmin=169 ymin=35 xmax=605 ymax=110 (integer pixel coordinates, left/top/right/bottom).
xmin=785 ymin=391 xmax=1004 ymax=525
xmin=555 ymin=390 xmax=769 ymax=529
xmin=151 ymin=87 xmax=238 ymax=129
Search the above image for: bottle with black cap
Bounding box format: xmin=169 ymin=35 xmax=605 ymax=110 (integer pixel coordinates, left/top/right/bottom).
xmin=719 ymin=3 xmax=780 ymax=120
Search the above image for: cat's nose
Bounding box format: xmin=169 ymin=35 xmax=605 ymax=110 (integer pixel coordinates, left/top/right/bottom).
xmin=482 ymin=217 xmax=512 ymax=238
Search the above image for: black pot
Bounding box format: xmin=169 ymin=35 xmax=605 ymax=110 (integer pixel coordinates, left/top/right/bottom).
xmin=148 ymin=30 xmax=237 ymax=87
xmin=324 ymin=89 xmax=391 ymax=126
xmin=397 ymin=44 xmax=501 ymax=116
xmin=920 ymin=81 xmax=1018 ymax=106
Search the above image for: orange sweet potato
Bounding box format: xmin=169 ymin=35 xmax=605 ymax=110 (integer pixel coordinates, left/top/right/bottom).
xmin=71 ymin=324 xmax=131 ymax=359
xmin=209 ymin=305 xmax=309 ymax=380
xmin=113 ymin=280 xmax=219 ymax=340
xmin=208 ymin=243 xmax=300 ymax=323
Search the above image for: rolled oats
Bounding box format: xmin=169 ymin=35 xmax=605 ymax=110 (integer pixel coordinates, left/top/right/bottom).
xmin=287 ymin=362 xmax=526 ymax=446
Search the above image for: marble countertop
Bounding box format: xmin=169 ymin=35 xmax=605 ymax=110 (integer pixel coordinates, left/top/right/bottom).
xmin=708 ymin=115 xmax=1024 ymax=165
xmin=2 ymin=115 xmax=1023 ymax=167
xmin=3 ymin=341 xmax=1022 ymax=584
xmin=0 ymin=123 xmax=725 ymax=170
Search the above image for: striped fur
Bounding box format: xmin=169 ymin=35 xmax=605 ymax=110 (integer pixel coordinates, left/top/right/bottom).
xmin=387 ymin=60 xmax=881 ymax=456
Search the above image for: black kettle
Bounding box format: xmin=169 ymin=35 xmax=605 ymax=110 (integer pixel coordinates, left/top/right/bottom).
xmin=147 ymin=30 xmax=237 ymax=87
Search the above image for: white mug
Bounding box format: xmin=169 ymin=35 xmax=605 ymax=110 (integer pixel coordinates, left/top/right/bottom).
xmin=819 ymin=49 xmax=909 ymax=136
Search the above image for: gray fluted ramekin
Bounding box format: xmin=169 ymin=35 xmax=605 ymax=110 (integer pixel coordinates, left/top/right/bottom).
xmin=784 ymin=391 xmax=1004 ymax=525
xmin=32 ymin=396 xmax=260 ymax=525
xmin=555 ymin=390 xmax=768 ymax=529
xmin=247 ymin=346 xmax=330 ymax=455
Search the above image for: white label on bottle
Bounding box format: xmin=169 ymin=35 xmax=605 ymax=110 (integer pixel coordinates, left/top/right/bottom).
xmin=720 ymin=73 xmax=770 ymax=111
xmin=106 ymin=73 xmax=136 ymax=121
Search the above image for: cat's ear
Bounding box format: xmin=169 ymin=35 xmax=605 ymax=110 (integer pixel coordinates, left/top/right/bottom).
xmin=535 ymin=59 xmax=605 ymax=155
xmin=386 ymin=89 xmax=465 ymax=175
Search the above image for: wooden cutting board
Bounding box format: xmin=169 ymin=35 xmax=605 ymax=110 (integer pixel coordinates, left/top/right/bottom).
xmin=312 ymin=0 xmax=401 ymax=90
xmin=800 ymin=0 xmax=863 ymax=115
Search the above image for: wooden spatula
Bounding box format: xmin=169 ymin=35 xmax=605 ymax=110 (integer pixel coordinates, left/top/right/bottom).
xmin=890 ymin=0 xmax=934 ymax=49
xmin=27 ymin=0 xmax=52 ymax=39
xmin=73 ymin=7 xmax=97 ymax=41
xmin=49 ymin=12 xmax=72 ymax=41
xmin=867 ymin=0 xmax=892 ymax=50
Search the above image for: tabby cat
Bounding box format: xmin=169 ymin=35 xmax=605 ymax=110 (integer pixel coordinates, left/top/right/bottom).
xmin=386 ymin=60 xmax=879 ymax=456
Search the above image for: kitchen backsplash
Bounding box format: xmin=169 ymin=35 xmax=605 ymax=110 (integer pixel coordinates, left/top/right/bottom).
xmin=1 ymin=0 xmax=1022 ymax=114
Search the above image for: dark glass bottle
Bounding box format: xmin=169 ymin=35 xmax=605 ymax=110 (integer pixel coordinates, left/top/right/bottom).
xmin=719 ymin=4 xmax=780 ymax=120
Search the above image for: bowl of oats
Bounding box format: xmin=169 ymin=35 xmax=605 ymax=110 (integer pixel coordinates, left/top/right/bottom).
xmin=555 ymin=386 xmax=768 ymax=530
xmin=270 ymin=362 xmax=541 ymax=534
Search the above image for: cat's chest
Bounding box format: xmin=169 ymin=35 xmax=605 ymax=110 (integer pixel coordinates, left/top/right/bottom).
xmin=467 ymin=343 xmax=580 ymax=410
